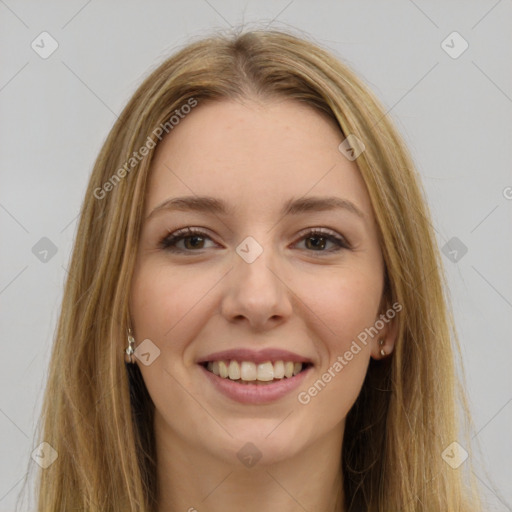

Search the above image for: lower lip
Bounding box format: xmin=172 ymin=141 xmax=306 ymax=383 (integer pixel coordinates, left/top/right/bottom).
xmin=199 ymin=364 xmax=312 ymax=404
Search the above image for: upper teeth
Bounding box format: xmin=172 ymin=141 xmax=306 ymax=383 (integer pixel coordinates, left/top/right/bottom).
xmin=206 ymin=360 xmax=304 ymax=381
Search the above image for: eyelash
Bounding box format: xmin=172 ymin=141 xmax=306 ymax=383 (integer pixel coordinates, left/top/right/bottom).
xmin=158 ymin=227 xmax=351 ymax=255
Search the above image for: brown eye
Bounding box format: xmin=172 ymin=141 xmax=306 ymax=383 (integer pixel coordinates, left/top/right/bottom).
xmin=295 ymin=228 xmax=351 ymax=254
xmin=159 ymin=228 xmax=216 ymax=253
xmin=304 ymin=235 xmax=328 ymax=250
xmin=159 ymin=227 xmax=350 ymax=255
xmin=181 ymin=235 xmax=206 ymax=250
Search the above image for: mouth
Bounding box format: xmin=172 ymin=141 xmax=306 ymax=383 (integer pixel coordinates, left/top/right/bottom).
xmin=198 ymin=355 xmax=313 ymax=404
xmin=197 ymin=348 xmax=314 ymax=404
xmin=200 ymin=359 xmax=313 ymax=385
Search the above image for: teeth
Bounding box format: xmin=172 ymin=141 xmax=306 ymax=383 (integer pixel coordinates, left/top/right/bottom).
xmin=241 ymin=361 xmax=257 ymax=381
xmin=273 ymin=360 xmax=285 ymax=379
xmin=218 ymin=360 xmax=229 ymax=378
xmin=257 ymin=362 xmax=274 ymax=381
xmin=228 ymin=360 xmax=241 ymax=380
xmin=205 ymin=359 xmax=307 ymax=382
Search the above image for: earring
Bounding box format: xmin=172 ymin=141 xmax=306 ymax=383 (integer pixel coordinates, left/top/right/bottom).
xmin=125 ymin=327 xmax=135 ymax=364
xmin=379 ymin=338 xmax=386 ymax=357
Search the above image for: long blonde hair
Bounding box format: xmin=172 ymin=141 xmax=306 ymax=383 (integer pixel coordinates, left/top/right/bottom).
xmin=27 ymin=27 xmax=482 ymax=511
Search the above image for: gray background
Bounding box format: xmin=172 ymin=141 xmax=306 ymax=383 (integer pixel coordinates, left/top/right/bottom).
xmin=0 ymin=1 xmax=511 ymax=510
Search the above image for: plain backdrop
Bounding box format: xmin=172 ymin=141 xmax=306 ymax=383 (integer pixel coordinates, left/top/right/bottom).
xmin=0 ymin=1 xmax=511 ymax=510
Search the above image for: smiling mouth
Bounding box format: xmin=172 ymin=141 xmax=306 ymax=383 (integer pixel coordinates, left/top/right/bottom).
xmin=201 ymin=360 xmax=313 ymax=384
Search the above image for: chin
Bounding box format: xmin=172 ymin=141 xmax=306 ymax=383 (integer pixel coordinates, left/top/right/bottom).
xmin=207 ymin=417 xmax=312 ymax=468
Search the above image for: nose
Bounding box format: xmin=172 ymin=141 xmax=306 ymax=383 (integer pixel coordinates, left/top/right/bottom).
xmin=219 ymin=241 xmax=293 ymax=331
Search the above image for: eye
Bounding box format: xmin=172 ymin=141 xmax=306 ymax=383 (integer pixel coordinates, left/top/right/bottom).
xmin=159 ymin=227 xmax=217 ymax=252
xmin=293 ymin=228 xmax=351 ymax=254
xmin=158 ymin=227 xmax=351 ymax=254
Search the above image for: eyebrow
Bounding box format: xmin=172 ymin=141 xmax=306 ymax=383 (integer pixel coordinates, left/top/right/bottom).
xmin=146 ymin=195 xmax=366 ymax=221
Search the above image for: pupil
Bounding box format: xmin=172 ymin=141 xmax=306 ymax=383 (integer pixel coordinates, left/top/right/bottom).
xmin=307 ymin=236 xmax=326 ymax=250
xmin=185 ymin=236 xmax=203 ymax=249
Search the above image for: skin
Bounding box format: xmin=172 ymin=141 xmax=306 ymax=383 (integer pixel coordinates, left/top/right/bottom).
xmin=129 ymin=97 xmax=397 ymax=512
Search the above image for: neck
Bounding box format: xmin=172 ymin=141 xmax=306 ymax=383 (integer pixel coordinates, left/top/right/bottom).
xmin=154 ymin=414 xmax=345 ymax=512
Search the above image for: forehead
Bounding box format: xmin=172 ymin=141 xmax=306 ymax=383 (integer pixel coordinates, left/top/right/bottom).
xmin=145 ymin=98 xmax=374 ymax=220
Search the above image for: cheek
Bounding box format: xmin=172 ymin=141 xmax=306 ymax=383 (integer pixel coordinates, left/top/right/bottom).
xmin=130 ymin=262 xmax=214 ymax=344
xmin=301 ymin=267 xmax=383 ymax=352
xmin=129 ymin=263 xmax=213 ymax=414
xmin=294 ymin=273 xmax=379 ymax=424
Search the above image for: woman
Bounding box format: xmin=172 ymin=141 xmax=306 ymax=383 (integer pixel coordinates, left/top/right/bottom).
xmin=31 ymin=28 xmax=482 ymax=511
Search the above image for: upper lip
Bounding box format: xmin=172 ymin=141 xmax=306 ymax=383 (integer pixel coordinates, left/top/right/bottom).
xmin=197 ymin=348 xmax=313 ymax=365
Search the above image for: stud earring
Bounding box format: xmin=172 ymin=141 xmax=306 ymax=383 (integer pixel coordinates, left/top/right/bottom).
xmin=125 ymin=327 xmax=135 ymax=364
xmin=379 ymin=338 xmax=386 ymax=357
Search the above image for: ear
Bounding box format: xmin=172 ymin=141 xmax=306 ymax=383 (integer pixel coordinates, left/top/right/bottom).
xmin=370 ymin=301 xmax=401 ymax=360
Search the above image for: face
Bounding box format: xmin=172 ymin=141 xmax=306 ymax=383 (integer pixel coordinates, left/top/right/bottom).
xmin=129 ymin=98 xmax=394 ymax=467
